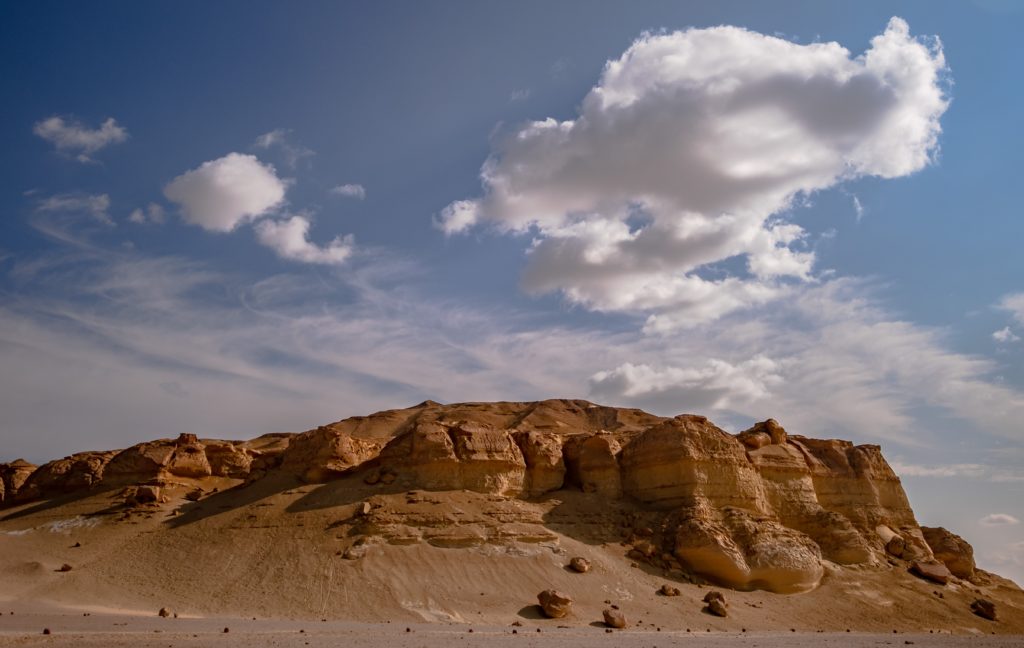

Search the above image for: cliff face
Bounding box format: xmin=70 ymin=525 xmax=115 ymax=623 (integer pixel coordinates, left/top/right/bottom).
xmin=0 ymin=400 xmax=970 ymax=594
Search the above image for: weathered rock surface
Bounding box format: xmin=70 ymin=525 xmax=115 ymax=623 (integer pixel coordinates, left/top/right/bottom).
xmin=280 ymin=426 xmax=382 ymax=483
xmin=921 ymin=526 xmax=975 ymax=580
xmin=0 ymin=459 xmax=36 ymax=502
xmin=537 ymin=589 xmax=572 ymax=618
xmin=16 ymin=451 xmax=116 ymax=501
xmin=0 ymin=399 xmax=979 ymax=598
xmin=568 ymin=557 xmax=590 ymax=573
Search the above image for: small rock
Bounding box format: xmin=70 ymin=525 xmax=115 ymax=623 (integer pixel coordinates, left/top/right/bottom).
xmin=356 ymin=502 xmax=372 ymax=516
xmin=380 ymin=472 xmax=396 ymax=484
xmin=42 ymin=628 xmax=51 ymax=635
xmin=537 ymin=589 xmax=572 ymax=618
xmin=970 ymin=598 xmax=996 ymax=621
xmin=603 ymin=608 xmax=627 ymax=629
xmin=659 ymin=584 xmax=681 ymax=597
xmin=184 ymin=488 xmax=204 ymax=502
xmin=57 ymin=563 xmax=72 ymax=572
xmin=568 ymin=557 xmax=591 ymax=573
xmin=702 ymin=590 xmax=726 ymax=605
xmin=158 ymin=607 xmax=171 ymax=618
xmin=707 ymin=598 xmax=728 ymax=617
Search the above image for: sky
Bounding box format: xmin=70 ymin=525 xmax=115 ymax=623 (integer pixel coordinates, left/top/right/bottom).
xmin=1 ymin=0 xmax=1023 ymax=584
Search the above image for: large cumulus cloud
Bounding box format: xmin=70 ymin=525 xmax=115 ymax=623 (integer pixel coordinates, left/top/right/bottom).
xmin=441 ymin=18 xmax=948 ymax=331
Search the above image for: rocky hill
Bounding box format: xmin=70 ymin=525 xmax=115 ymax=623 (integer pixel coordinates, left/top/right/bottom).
xmin=1 ymin=400 xmax=1020 ymax=631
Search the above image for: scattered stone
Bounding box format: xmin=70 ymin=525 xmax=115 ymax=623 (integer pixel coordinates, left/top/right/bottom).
xmin=703 ymin=591 xmax=728 ymax=617
xmin=223 ymin=627 xmax=229 ymax=633
xmin=184 ymin=488 xmax=204 ymax=502
xmin=659 ymin=584 xmax=681 ymax=597
xmin=603 ymin=608 xmax=627 ymax=629
xmin=537 ymin=589 xmax=572 ymax=618
xmin=57 ymin=563 xmax=72 ymax=572
xmin=970 ymin=598 xmax=996 ymax=621
xmin=357 ymin=502 xmax=372 ymax=516
xmin=910 ymin=561 xmax=952 ymax=585
xmin=706 ymin=598 xmax=728 ymax=617
xmin=568 ymin=557 xmax=591 ymax=573
xmin=42 ymin=628 xmax=51 ymax=635
xmin=158 ymin=607 xmax=171 ymax=618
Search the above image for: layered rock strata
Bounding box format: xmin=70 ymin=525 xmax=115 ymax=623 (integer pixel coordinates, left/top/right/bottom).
xmin=1 ymin=399 xmax=960 ymax=595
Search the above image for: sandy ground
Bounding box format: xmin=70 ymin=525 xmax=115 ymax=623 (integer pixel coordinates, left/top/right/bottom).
xmin=0 ymin=607 xmax=1020 ymax=648
xmin=2 ymin=473 xmax=1022 ymax=641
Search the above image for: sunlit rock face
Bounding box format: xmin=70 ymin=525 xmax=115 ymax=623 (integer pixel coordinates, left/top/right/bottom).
xmin=1 ymin=399 xmax=937 ymax=595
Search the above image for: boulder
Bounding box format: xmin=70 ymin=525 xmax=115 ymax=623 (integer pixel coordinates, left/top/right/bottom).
xmin=602 ymin=608 xmax=627 ymax=628
xmin=921 ymin=527 xmax=975 ymax=580
xmin=537 ymin=589 xmax=572 ymax=618
xmin=706 ymin=598 xmax=728 ymax=617
xmin=909 ymin=561 xmax=952 ymax=585
xmin=970 ymin=598 xmax=996 ymax=621
xmin=885 ymin=534 xmax=906 ymax=558
xmin=568 ymin=557 xmax=591 ymax=573
xmin=703 ymin=591 xmax=728 ymax=617
xmin=280 ymin=426 xmax=382 ymax=483
xmin=674 ymin=506 xmax=823 ymax=594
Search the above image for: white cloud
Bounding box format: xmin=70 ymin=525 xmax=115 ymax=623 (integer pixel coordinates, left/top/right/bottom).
xmin=993 ymin=326 xmax=1020 ymax=344
xmin=590 ymin=355 xmax=781 ymax=413
xmin=998 ymin=293 xmax=1024 ymax=325
xmin=253 ymin=128 xmax=314 ymax=169
xmin=890 ymin=461 xmax=1024 ymax=482
xmin=979 ymin=513 xmax=1021 ymax=526
xmin=443 ymin=18 xmax=948 ymax=330
xmin=163 ymin=153 xmax=286 ymax=232
xmin=255 ymin=215 xmax=353 ymax=265
xmin=128 ymin=203 xmax=166 ymax=225
xmin=36 ymin=193 xmax=113 ymax=226
xmin=331 ymin=184 xmax=366 ymax=200
xmin=33 ymin=116 xmax=128 ymax=162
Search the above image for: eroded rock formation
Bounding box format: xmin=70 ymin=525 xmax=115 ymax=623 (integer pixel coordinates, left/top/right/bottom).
xmin=0 ymin=399 xmax=973 ymax=596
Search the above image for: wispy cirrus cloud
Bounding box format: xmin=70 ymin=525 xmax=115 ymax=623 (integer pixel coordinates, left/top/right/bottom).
xmin=253 ymin=128 xmax=314 ymax=170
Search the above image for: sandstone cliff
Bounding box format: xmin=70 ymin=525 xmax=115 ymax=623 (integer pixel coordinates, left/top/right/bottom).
xmin=0 ymin=400 xmax=992 ymax=597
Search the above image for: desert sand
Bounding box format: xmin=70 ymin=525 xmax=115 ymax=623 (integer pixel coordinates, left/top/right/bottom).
xmin=1 ymin=400 xmax=1021 ymax=644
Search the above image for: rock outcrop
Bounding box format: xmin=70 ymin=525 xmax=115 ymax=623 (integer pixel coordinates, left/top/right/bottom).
xmin=1 ymin=399 xmax=970 ymax=598
xmin=0 ymin=459 xmax=36 ymax=502
xmin=921 ymin=526 xmax=976 ymax=580
xmin=280 ymin=426 xmax=382 ymax=483
xmin=14 ymin=451 xmax=115 ymax=501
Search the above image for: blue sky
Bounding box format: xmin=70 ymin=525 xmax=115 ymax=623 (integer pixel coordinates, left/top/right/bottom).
xmin=2 ymin=1 xmax=1023 ymax=582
